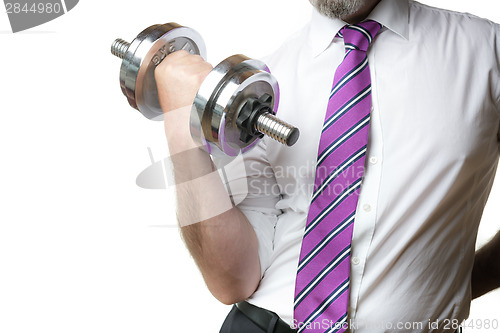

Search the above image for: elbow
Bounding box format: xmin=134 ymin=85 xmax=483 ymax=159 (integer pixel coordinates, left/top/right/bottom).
xmin=210 ymin=279 xmax=260 ymax=305
xmin=217 ymin=294 xmax=248 ymax=306
xmin=215 ymin=291 xmax=253 ymax=306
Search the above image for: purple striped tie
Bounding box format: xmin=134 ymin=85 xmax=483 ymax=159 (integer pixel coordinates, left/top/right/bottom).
xmin=294 ymin=21 xmax=381 ymax=333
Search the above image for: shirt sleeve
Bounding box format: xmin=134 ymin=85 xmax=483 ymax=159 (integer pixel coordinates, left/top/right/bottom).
xmin=496 ymin=24 xmax=500 ymax=107
xmin=214 ymin=139 xmax=281 ymax=278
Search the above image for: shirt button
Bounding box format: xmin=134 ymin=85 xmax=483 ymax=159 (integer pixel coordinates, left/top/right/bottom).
xmin=363 ymin=204 xmax=371 ymax=212
xmin=351 ymin=257 xmax=360 ymax=265
xmin=369 ymin=156 xmax=378 ymax=165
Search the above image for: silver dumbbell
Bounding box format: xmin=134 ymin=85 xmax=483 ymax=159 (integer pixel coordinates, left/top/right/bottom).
xmin=111 ymin=23 xmax=206 ymax=120
xmin=111 ymin=23 xmax=300 ymax=156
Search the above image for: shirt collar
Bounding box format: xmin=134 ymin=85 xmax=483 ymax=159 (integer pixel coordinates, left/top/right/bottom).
xmin=309 ymin=0 xmax=409 ymax=57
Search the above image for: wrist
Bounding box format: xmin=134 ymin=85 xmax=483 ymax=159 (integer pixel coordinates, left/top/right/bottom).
xmin=163 ymin=105 xmax=200 ymax=154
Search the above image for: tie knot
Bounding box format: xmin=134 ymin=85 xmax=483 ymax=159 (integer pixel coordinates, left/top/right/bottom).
xmin=338 ymin=20 xmax=382 ymax=52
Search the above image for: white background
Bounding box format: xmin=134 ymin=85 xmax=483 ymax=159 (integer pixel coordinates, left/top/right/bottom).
xmin=0 ymin=0 xmax=498 ymax=332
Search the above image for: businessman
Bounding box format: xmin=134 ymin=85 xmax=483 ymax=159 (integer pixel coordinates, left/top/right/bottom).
xmin=155 ymin=0 xmax=500 ymax=331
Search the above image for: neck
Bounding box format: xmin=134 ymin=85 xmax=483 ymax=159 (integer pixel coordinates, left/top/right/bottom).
xmin=342 ymin=0 xmax=381 ymax=24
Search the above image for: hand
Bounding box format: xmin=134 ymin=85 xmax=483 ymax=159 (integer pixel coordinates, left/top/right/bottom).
xmin=154 ymin=50 xmax=213 ymax=113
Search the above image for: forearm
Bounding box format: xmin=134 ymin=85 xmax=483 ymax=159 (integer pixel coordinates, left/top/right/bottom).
xmin=471 ymin=231 xmax=500 ymax=299
xmin=165 ymin=107 xmax=261 ymax=304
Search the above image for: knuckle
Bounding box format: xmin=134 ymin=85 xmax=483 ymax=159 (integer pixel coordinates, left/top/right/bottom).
xmin=153 ymin=50 xmax=212 ymax=86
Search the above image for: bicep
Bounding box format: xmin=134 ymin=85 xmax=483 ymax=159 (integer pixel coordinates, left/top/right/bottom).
xmin=215 ymin=139 xmax=281 ymax=278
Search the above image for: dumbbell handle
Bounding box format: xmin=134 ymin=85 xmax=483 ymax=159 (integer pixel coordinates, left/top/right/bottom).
xmin=111 ymin=39 xmax=300 ymax=147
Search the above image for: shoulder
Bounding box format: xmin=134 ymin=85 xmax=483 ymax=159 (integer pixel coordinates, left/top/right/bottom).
xmin=408 ymin=1 xmax=500 ymax=110
xmin=409 ymin=0 xmax=499 ymax=36
xmin=407 ymin=0 xmax=499 ymax=71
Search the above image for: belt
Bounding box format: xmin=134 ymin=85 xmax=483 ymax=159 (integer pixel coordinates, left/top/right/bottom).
xmin=235 ymin=301 xmax=296 ymax=333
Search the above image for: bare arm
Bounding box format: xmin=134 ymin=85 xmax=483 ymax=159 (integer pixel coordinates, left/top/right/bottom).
xmin=155 ymin=50 xmax=261 ymax=304
xmin=471 ymin=230 xmax=500 ymax=299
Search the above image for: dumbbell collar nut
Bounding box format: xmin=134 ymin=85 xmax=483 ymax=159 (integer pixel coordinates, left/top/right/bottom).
xmin=236 ymin=94 xmax=274 ymax=143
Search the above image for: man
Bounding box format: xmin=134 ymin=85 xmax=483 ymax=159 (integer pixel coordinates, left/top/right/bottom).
xmin=155 ymin=0 xmax=500 ymax=332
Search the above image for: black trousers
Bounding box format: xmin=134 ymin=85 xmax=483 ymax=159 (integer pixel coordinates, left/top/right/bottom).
xmin=220 ymin=305 xmax=294 ymax=333
xmin=219 ymin=305 xmax=267 ymax=333
xmin=219 ymin=305 xmax=462 ymax=333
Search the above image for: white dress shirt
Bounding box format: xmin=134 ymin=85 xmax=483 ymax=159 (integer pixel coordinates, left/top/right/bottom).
xmin=219 ymin=0 xmax=500 ymax=331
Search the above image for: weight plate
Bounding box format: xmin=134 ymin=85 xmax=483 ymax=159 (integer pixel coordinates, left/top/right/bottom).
xmin=191 ymin=54 xmax=280 ymax=156
xmin=119 ymin=23 xmax=206 ymax=120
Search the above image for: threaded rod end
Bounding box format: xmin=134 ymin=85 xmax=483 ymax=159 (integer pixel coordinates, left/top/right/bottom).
xmin=111 ymin=38 xmax=130 ymax=59
xmin=256 ymin=113 xmax=300 ymax=146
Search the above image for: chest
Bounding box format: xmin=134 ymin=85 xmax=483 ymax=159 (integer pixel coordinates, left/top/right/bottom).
xmin=265 ymin=37 xmax=499 ymax=194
